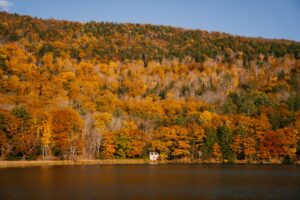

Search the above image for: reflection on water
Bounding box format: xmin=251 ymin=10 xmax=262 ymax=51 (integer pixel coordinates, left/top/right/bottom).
xmin=0 ymin=164 xmax=299 ymax=199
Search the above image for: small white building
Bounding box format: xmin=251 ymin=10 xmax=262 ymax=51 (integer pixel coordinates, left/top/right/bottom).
xmin=149 ymin=152 xmax=159 ymax=161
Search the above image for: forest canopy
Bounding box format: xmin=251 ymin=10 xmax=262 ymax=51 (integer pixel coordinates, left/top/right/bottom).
xmin=0 ymin=12 xmax=299 ymax=163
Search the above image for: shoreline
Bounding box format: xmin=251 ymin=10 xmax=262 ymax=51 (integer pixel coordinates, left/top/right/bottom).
xmin=0 ymin=159 xmax=299 ymax=168
xmin=0 ymin=159 xmax=148 ymax=168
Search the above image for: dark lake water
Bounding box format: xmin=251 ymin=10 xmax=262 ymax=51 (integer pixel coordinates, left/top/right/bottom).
xmin=0 ymin=164 xmax=299 ymax=200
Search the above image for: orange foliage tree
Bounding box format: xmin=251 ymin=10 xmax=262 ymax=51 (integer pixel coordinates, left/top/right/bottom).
xmin=51 ymin=109 xmax=83 ymax=159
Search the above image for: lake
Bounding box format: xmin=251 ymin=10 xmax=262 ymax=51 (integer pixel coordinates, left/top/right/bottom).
xmin=0 ymin=164 xmax=299 ymax=199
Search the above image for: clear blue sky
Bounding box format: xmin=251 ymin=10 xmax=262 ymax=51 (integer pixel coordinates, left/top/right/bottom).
xmin=1 ymin=0 xmax=300 ymax=41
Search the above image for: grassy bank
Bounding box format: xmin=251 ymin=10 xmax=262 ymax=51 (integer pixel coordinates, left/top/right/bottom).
xmin=0 ymin=159 xmax=222 ymax=168
xmin=0 ymin=159 xmax=148 ymax=168
xmin=1 ymin=159 xmax=298 ymax=168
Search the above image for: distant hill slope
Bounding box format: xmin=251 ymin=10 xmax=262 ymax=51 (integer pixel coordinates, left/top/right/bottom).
xmin=0 ymin=12 xmax=299 ymax=163
xmin=0 ymin=12 xmax=299 ymax=64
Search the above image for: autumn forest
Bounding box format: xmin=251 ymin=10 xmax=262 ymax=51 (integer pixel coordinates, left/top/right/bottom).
xmin=0 ymin=12 xmax=299 ymax=163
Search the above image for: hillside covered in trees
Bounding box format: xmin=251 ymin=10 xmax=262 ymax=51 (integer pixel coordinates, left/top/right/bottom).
xmin=0 ymin=12 xmax=299 ymax=163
